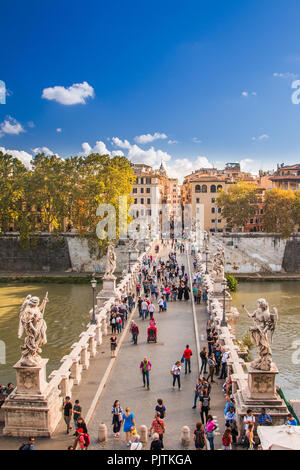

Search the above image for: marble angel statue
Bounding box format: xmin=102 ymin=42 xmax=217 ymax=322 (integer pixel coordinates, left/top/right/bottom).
xmin=104 ymin=243 xmax=117 ymax=278
xmin=242 ymin=298 xmax=278 ymax=371
xmin=18 ymin=293 xmax=49 ymax=367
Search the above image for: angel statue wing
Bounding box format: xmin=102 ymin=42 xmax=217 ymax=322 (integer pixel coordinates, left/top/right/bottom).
xmin=18 ymin=295 xmax=32 ymax=339
xmin=269 ymin=307 xmax=279 ymax=343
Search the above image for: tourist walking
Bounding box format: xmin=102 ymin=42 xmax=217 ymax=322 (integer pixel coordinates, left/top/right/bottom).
xmin=63 ymin=396 xmax=73 ymax=434
xmin=73 ymin=399 xmax=82 ymax=432
xmin=222 ymin=428 xmax=233 ymax=450
xmin=132 ymin=322 xmax=139 ymax=345
xmin=150 ymin=411 xmax=166 ymax=443
xmin=150 ymin=433 xmax=164 ymax=450
xmin=192 ymin=378 xmax=202 ymax=409
xmin=140 ymin=357 xmax=152 ymax=389
xmin=112 ymin=400 xmax=123 ymax=438
xmin=200 ymin=390 xmax=210 ymax=424
xmin=130 ymin=434 xmax=142 ymax=450
xmin=206 ymin=354 xmax=216 ymax=383
xmin=193 ymin=422 xmax=207 ymax=450
xmin=155 ymin=398 xmax=166 ymax=420
xmin=182 ymin=344 xmax=193 ymax=374
xmin=171 ymin=360 xmax=181 ymax=390
xmin=205 ymin=415 xmax=217 ymax=450
xmin=200 ymin=347 xmax=208 ymax=375
xmin=122 ymin=408 xmax=136 ymax=447
xmin=110 ymin=334 xmax=118 ymax=358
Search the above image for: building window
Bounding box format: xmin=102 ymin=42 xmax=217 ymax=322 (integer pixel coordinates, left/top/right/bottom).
xmin=211 ymin=219 xmax=215 ymax=223
xmin=147 ymin=198 xmax=151 ymax=204
xmin=146 ymin=187 xmax=151 ymax=193
xmin=218 ymin=208 xmax=221 ymax=213
xmin=140 ymin=187 xmax=144 ymax=193
xmin=140 ymin=177 xmax=144 ymax=184
xmin=147 ymin=209 xmax=151 ymax=216
xmin=140 ymin=198 xmax=144 ymax=204
xmin=250 ymin=218 xmax=253 ymax=224
xmin=211 ymin=198 xmax=215 ymax=203
xmin=211 ymin=207 xmax=215 ymax=213
xmin=210 ymin=185 xmax=216 ymax=193
xmin=146 ymin=177 xmax=151 ymax=184
xmin=133 ymin=188 xmax=137 ymax=193
xmin=218 ymin=219 xmax=222 ymax=223
xmin=196 ymin=198 xmax=200 ymax=203
xmin=202 ymin=185 xmax=207 ymax=193
xmin=134 ymin=199 xmax=137 ymax=204
xmin=195 ymin=184 xmax=201 ymax=193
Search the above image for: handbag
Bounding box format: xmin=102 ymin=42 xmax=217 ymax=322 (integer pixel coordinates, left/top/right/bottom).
xmin=181 ymin=356 xmax=185 ymax=364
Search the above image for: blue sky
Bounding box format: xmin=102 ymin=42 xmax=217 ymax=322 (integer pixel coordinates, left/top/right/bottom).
xmin=1 ymin=0 xmax=300 ymax=179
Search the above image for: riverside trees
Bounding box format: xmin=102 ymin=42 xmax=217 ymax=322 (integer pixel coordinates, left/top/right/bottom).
xmin=0 ymin=151 xmax=135 ymax=249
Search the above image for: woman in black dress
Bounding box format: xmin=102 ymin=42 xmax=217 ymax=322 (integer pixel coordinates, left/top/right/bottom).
xmin=110 ymin=335 xmax=117 ymax=358
xmin=177 ymin=285 xmax=183 ymax=301
xmin=184 ymin=285 xmax=190 ymax=301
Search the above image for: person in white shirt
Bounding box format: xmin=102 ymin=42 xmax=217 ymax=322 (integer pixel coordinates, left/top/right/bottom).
xmin=243 ymin=409 xmax=255 ymax=431
xmin=148 ymin=302 xmax=155 ymax=318
xmin=130 ymin=434 xmax=142 ymax=450
xmin=171 ymin=361 xmax=181 ymax=389
xmin=141 ymin=300 xmax=148 ymax=320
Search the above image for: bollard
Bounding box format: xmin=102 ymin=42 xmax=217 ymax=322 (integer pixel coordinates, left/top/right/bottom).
xmin=98 ymin=423 xmax=108 ymax=442
xmin=139 ymin=425 xmax=148 ymax=443
xmin=181 ymin=425 xmax=190 ymax=446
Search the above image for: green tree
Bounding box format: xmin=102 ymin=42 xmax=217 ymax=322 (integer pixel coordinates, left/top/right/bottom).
xmin=217 ymin=182 xmax=259 ymax=230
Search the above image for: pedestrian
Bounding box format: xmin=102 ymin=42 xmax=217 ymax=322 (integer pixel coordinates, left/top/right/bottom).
xmin=150 ymin=432 xmax=164 ymax=450
xmin=219 ymin=350 xmax=229 ymax=379
xmin=110 ymin=313 xmax=117 ymax=334
xmin=222 ymin=428 xmax=233 ymax=450
xmin=112 ymin=400 xmax=123 ymax=438
xmin=183 ymin=344 xmax=193 ymax=374
xmin=193 ymin=422 xmax=207 ymax=450
xmin=76 ymin=417 xmax=88 ymax=434
xmin=205 ymin=415 xmax=217 ymax=450
xmin=76 ymin=428 xmax=90 ymax=450
xmin=122 ymin=408 xmax=136 ymax=447
xmin=171 ymin=361 xmax=181 ymax=390
xmin=110 ymin=334 xmax=118 ymax=358
xmin=150 ymin=411 xmax=166 ymax=443
xmin=242 ymin=409 xmax=255 ymax=447
xmin=63 ymin=396 xmax=73 ymax=434
xmin=148 ymin=301 xmax=155 ymax=319
xmin=140 ymin=357 xmax=152 ymax=389
xmin=73 ymin=399 xmax=82 ymax=433
xmin=206 ymin=354 xmax=216 ymax=383
xmin=141 ymin=299 xmax=148 ymax=320
xmin=246 ymin=423 xmax=255 ymax=450
xmin=132 ymin=322 xmax=139 ymax=345
xmin=19 ymin=437 xmax=35 ymax=450
xmin=286 ymin=413 xmax=298 ymax=425
xmin=130 ymin=434 xmax=142 ymax=450
xmin=192 ymin=378 xmax=202 ymax=409
xmin=200 ymin=390 xmax=210 ymax=424
xmin=155 ymin=398 xmax=166 ymax=420
xmin=200 ymin=347 xmax=208 ymax=376
xmin=116 ymin=314 xmax=122 ymax=334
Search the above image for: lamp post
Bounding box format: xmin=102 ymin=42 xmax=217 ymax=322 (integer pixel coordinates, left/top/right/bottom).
xmin=90 ymin=277 xmax=97 ymax=325
xmin=205 ymin=248 xmax=210 ymax=274
xmin=128 ymin=249 xmax=131 ymax=273
xmin=221 ymin=278 xmax=228 ymax=327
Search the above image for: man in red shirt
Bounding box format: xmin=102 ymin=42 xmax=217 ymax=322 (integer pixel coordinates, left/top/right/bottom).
xmin=183 ymin=344 xmax=193 ymax=374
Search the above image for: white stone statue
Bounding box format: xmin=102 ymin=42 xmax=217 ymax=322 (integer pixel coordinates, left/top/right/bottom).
xmin=211 ymin=245 xmax=225 ymax=280
xmin=243 ymin=298 xmax=278 ymax=371
xmin=104 ymin=243 xmax=117 ymax=279
xmin=18 ymin=294 xmax=48 ymax=367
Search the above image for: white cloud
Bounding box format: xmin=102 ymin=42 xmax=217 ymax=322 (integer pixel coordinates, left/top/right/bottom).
xmin=192 ymin=137 xmax=202 ymax=143
xmin=134 ymin=132 xmax=167 ymax=144
xmin=166 ymin=155 xmax=213 ymax=181
xmin=33 ymin=147 xmax=60 ymax=158
xmin=241 ymin=91 xmax=248 ymax=97
xmin=27 ymin=121 xmax=35 ymax=128
xmin=112 ymin=136 xmax=171 ymax=166
xmin=252 ymin=134 xmax=269 ymax=142
xmin=56 ymin=128 xmax=62 ymax=133
xmin=42 ymin=81 xmax=95 ymax=105
xmin=273 ymin=72 xmax=298 ymax=79
xmin=167 ymin=139 xmax=178 ymax=144
xmin=81 ymin=140 xmax=111 ymax=156
xmin=0 ymin=146 xmax=32 ymax=168
xmin=111 ymin=137 xmax=133 ymax=149
xmin=241 ymin=91 xmax=257 ymax=97
xmin=0 ymin=116 xmax=24 ymax=135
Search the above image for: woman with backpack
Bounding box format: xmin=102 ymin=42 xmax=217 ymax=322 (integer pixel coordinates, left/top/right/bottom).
xmin=155 ymin=398 xmax=166 ymax=420
xmin=222 ymin=427 xmax=233 ymax=450
xmin=205 ymin=415 xmax=217 ymax=450
xmin=200 ymin=390 xmax=210 ymax=424
xmin=193 ymin=422 xmax=207 ymax=450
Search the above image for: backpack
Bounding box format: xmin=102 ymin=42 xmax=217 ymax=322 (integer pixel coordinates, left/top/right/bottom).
xmin=222 ymin=434 xmax=231 ymax=447
xmin=83 ymin=433 xmax=90 ymax=447
xmin=195 ymin=430 xmax=205 ymax=449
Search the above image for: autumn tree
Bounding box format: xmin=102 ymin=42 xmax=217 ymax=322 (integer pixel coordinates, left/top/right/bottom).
xmin=263 ymin=187 xmax=296 ymax=238
xmin=217 ymin=182 xmax=259 ymax=230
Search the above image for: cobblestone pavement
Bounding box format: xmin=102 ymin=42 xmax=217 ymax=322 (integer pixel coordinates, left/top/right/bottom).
xmin=88 ymin=246 xmax=226 ymax=450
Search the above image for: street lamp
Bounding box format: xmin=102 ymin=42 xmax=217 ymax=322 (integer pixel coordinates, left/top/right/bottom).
xmin=90 ymin=276 xmax=97 ymax=325
xmin=221 ymin=278 xmax=228 ymax=327
xmin=205 ymin=248 xmax=210 ymax=274
xmin=128 ymin=249 xmax=132 ymax=273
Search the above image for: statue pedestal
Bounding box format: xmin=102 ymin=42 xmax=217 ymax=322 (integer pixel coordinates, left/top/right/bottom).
xmin=247 ymin=363 xmax=278 ymax=400
xmin=130 ymin=249 xmax=139 ymax=262
xmin=97 ymin=275 xmax=117 ymax=308
xmin=3 ymin=359 xmax=61 ymax=437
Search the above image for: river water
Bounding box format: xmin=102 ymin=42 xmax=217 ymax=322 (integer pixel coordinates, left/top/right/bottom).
xmin=0 ymin=283 xmax=92 ymax=386
xmin=231 ymin=281 xmax=300 ymax=400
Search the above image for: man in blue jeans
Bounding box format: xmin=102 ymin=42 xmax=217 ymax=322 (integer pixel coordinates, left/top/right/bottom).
xmin=140 ymin=357 xmax=152 ymax=390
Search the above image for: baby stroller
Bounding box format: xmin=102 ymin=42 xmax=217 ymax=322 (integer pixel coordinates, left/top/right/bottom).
xmin=147 ymin=318 xmax=157 ymax=343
